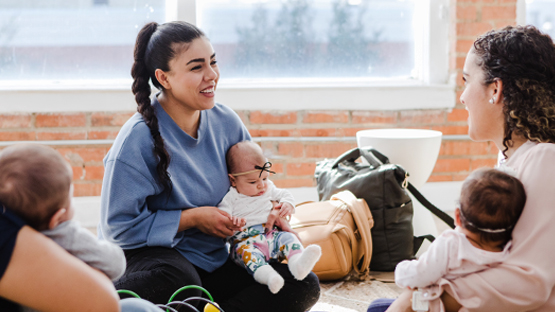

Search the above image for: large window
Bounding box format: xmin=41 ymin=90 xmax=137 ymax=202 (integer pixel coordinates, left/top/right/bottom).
xmin=1 ymin=0 xmax=453 ymax=112
xmin=525 ymin=0 xmax=555 ymax=39
xmin=0 ymin=0 xmax=165 ymax=81
xmin=198 ymin=0 xmax=415 ymax=81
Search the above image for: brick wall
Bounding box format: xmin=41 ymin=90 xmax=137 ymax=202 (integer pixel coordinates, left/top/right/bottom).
xmin=0 ymin=0 xmax=517 ymax=196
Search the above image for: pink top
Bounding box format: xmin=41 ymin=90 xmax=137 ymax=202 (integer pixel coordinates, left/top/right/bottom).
xmin=395 ymin=227 xmax=510 ymax=289
xmin=425 ymin=141 xmax=555 ymax=311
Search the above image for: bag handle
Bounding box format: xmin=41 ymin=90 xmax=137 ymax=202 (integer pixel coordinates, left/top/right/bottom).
xmin=331 ymin=191 xmax=373 ymax=278
xmin=407 ymin=183 xmax=455 ymax=229
xmin=331 ymin=147 xmax=383 ymax=169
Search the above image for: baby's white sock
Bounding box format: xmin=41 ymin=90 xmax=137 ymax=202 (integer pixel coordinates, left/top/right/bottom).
xmin=253 ymin=265 xmax=284 ymax=294
xmin=287 ymin=244 xmax=322 ymax=281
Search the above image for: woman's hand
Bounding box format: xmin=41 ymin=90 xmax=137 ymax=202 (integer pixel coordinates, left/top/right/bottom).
xmin=179 ymin=207 xmax=242 ymax=238
xmin=274 ymin=202 xmax=295 ymax=218
xmin=385 ymin=289 xmax=413 ymax=312
xmin=264 ymin=208 xmax=302 ymax=243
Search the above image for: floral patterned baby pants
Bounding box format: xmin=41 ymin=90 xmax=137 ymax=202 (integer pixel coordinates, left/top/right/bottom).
xmin=229 ymin=224 xmax=303 ymax=275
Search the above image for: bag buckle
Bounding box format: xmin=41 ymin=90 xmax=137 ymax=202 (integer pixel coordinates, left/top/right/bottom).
xmin=402 ymin=172 xmax=409 ymax=189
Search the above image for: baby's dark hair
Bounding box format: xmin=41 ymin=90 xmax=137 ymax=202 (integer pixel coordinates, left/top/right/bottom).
xmin=459 ymin=168 xmax=526 ymax=247
xmin=0 ymin=144 xmax=72 ymax=231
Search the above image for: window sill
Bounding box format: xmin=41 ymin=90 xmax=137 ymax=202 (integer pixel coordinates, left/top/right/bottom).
xmin=0 ymin=78 xmax=456 ymax=112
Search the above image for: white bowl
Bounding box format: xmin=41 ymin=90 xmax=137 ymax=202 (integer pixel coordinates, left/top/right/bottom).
xmin=356 ymin=129 xmax=443 ymax=188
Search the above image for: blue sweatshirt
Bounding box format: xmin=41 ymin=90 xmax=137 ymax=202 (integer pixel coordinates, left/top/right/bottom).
xmin=99 ymin=98 xmax=251 ymax=272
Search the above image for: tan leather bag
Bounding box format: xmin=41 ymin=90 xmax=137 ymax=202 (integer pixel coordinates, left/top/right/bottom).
xmin=290 ymin=191 xmax=374 ymax=281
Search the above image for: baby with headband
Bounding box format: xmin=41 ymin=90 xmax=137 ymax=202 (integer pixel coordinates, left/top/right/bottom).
xmin=395 ymin=168 xmax=526 ymax=292
xmin=218 ymin=141 xmax=321 ymax=294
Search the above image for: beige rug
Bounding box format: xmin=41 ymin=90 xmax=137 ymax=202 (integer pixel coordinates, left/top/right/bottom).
xmin=310 ymin=278 xmax=401 ymax=312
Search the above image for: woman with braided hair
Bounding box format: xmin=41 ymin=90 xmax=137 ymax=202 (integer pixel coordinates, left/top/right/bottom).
xmin=98 ymin=21 xmax=319 ymax=312
xmin=368 ymin=25 xmax=555 ymax=312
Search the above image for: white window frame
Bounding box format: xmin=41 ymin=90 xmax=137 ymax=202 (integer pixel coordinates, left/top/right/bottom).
xmin=0 ymin=0 xmax=454 ymax=113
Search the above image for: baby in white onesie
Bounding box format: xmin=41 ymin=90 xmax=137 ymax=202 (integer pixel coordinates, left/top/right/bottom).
xmin=218 ymin=141 xmax=321 ymax=294
xmin=395 ymin=168 xmax=526 ymax=289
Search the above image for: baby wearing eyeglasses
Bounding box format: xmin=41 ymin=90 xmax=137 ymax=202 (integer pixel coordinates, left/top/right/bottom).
xmin=395 ymin=168 xmax=526 ymax=298
xmin=218 ymin=141 xmax=321 ymax=294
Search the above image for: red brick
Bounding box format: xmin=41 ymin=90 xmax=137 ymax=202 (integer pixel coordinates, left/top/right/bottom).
xmin=447 ymin=108 xmax=468 ymax=122
xmin=235 ymin=111 xmax=249 ymax=126
xmin=0 ymin=131 xmax=36 ymax=141
xmin=258 ymin=141 xmax=277 ymax=155
xmin=299 ymin=128 xmax=336 ymax=137
xmin=351 ymin=111 xmax=397 ymax=124
xmin=37 ymin=131 xmax=87 ymax=141
xmin=482 ymin=5 xmax=516 ymax=20
xmin=277 ymin=143 xmax=304 ymax=158
xmin=72 ymin=166 xmax=84 ymax=181
xmin=456 ymin=56 xmax=466 ymax=72
xmin=88 ymin=130 xmax=120 ymax=140
xmin=340 ymin=127 xmax=372 ymax=137
xmin=456 ymin=22 xmax=492 ymax=37
xmin=305 ymin=143 xmax=357 ymax=158
xmin=470 ymin=158 xmax=497 ymax=170
xmin=250 ymin=111 xmax=297 ymax=124
xmin=249 ymin=129 xmax=296 ymax=137
xmin=273 ymin=178 xmax=315 ymax=188
xmin=430 ymin=125 xmax=469 ymax=135
xmin=492 ymin=20 xmax=517 ymax=29
xmin=270 ymin=162 xmax=284 ymax=174
xmin=427 ymin=174 xmax=453 ymax=182
xmin=303 ymin=111 xmax=348 ymax=123
xmin=455 ymin=90 xmax=464 ymax=102
xmin=499 ymin=0 xmax=517 ymax=3
xmin=440 ymin=141 xmax=489 ymax=156
xmin=56 ymin=147 xmax=109 ymax=164
xmin=91 ymin=112 xmax=134 ymax=127
xmin=84 ymin=165 xmax=105 ymax=180
xmin=453 ymin=174 xmax=469 ymax=181
xmin=433 ymin=158 xmax=471 ymax=173
xmin=73 ymin=183 xmax=102 ymax=197
xmin=456 ymin=39 xmax=474 ymax=53
xmin=458 ymin=0 xmax=495 ymax=3
xmin=0 ymin=114 xmax=32 ymax=128
xmin=457 ymin=5 xmax=477 ymax=20
xmin=36 ymin=113 xmax=86 ymax=128
xmin=449 ymin=54 xmax=457 ymax=71
xmin=286 ymin=163 xmax=317 ymax=176
xmin=399 ymin=110 xmax=445 ymax=125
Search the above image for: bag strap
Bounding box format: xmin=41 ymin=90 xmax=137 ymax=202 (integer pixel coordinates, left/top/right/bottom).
xmin=331 ymin=147 xmax=383 ymax=169
xmin=407 ymin=182 xmax=455 ymax=229
xmin=331 ymin=191 xmax=373 ymax=278
xmin=413 ymin=234 xmax=436 ymax=254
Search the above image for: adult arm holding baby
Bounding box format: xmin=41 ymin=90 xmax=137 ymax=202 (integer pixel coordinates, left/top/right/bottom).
xmin=0 ymin=144 xmax=160 ymax=312
xmin=0 ymin=225 xmax=120 ymax=312
xmin=380 ymin=25 xmax=555 ymax=312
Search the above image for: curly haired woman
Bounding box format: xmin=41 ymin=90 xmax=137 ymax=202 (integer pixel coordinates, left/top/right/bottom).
xmin=369 ymin=25 xmax=555 ymax=312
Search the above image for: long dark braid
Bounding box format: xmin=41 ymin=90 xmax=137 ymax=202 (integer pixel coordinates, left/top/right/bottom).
xmin=131 ymin=22 xmax=172 ymax=193
xmin=130 ymin=21 xmax=205 ymax=193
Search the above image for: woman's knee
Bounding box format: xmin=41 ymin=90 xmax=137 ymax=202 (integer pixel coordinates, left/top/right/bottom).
xmin=116 ymin=248 xmax=202 ymax=304
xmin=367 ymin=298 xmax=395 ymax=312
xmin=279 ymin=270 xmax=321 ymax=311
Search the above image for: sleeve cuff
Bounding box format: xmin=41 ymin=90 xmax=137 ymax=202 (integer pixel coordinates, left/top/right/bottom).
xmin=147 ymin=209 xmax=182 ymax=247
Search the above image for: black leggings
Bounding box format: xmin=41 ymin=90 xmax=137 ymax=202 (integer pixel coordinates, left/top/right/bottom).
xmin=116 ymin=246 xmax=320 ymax=312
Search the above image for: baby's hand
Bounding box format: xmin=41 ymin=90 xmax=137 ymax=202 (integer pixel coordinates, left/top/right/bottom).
xmin=275 ymin=202 xmax=295 ymax=218
xmin=229 ymin=216 xmax=246 ymax=229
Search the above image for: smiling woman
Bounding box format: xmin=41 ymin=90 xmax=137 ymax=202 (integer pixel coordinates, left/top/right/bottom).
xmin=98 ymin=21 xmax=320 ymax=312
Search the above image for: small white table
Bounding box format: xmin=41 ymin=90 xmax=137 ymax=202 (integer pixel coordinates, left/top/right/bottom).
xmin=356 ymin=129 xmax=443 ymax=237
